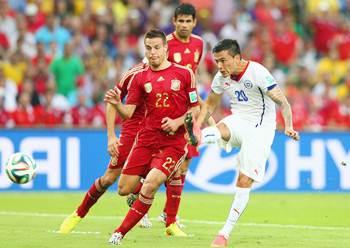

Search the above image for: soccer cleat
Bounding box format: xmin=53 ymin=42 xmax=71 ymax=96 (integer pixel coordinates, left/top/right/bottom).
xmin=126 ymin=193 xmax=138 ymax=207
xmin=139 ymin=213 xmax=152 ymax=228
xmin=158 ymin=212 xmax=185 ymax=228
xmin=58 ymin=211 xmax=82 ymax=234
xmin=184 ymin=112 xmax=200 ymax=146
xmin=158 ymin=212 xmax=166 ymax=223
xmin=165 ymin=223 xmax=187 ymax=237
xmin=210 ymin=234 xmax=228 ymax=247
xmin=108 ymin=232 xmax=123 ymax=245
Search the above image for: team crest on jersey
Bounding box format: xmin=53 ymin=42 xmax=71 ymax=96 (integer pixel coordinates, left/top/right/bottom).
xmin=194 ymin=49 xmax=200 ymax=63
xmin=243 ymin=80 xmax=253 ymax=89
xmin=144 ymin=82 xmax=152 ymax=93
xmin=171 ymin=79 xmax=181 ymax=91
xmin=173 ymin=53 xmax=182 ymax=63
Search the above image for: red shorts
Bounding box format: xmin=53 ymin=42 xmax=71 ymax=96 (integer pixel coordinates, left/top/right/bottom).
xmin=122 ymin=142 xmax=187 ymax=179
xmin=108 ymin=133 xmax=136 ymax=169
xmin=186 ymin=144 xmax=199 ymax=159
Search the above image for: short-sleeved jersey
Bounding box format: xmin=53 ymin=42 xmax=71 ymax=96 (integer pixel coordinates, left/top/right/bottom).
xmin=167 ymin=33 xmax=203 ymax=73
xmin=211 ymin=61 xmax=277 ymax=128
xmin=126 ymin=63 xmax=199 ymax=140
xmin=114 ymin=63 xmax=146 ymax=136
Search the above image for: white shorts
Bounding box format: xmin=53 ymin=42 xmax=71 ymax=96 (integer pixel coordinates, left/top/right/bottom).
xmin=218 ymin=115 xmax=275 ymax=182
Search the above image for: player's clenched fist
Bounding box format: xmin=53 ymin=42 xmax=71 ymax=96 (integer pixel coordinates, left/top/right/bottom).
xmin=161 ymin=117 xmax=179 ymax=134
xmin=104 ymin=88 xmax=121 ymax=105
xmin=285 ymin=128 xmax=300 ymax=141
xmin=107 ymin=135 xmax=121 ymax=158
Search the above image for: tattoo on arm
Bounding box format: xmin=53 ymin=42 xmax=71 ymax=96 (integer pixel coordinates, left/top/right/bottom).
xmin=204 ymin=109 xmax=212 ymax=124
xmin=267 ymin=87 xmax=293 ymax=128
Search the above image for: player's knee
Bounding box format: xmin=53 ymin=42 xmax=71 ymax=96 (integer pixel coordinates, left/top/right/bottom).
xmin=236 ymin=174 xmax=253 ymax=188
xmin=180 ymin=160 xmax=190 ymax=173
xmin=101 ymin=169 xmax=120 ymax=187
xmin=100 ymin=174 xmax=116 ymax=188
xmin=141 ymin=180 xmax=158 ymax=197
xmin=118 ymin=183 xmax=132 ymax=196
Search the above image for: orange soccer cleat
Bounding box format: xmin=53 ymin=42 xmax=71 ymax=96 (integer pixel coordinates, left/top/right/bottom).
xmin=210 ymin=234 xmax=228 ymax=247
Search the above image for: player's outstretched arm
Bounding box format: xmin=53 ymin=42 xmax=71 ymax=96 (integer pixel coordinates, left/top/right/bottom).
xmin=197 ymin=90 xmax=221 ymax=128
xmin=267 ymin=86 xmax=300 ymax=141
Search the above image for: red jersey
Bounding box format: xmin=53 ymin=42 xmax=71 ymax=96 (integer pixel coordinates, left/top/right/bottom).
xmin=88 ymin=103 xmax=106 ymax=127
xmin=167 ymin=33 xmax=203 ymax=73
xmin=337 ymin=32 xmax=350 ymax=60
xmin=66 ymin=105 xmax=90 ymax=127
xmin=12 ymin=106 xmax=36 ymax=127
xmin=126 ymin=63 xmax=199 ymax=143
xmin=114 ymin=64 xmax=146 ymax=137
xmin=0 ymin=108 xmax=13 ymax=127
xmin=271 ymin=30 xmax=299 ymax=66
xmin=34 ymin=105 xmax=64 ymax=126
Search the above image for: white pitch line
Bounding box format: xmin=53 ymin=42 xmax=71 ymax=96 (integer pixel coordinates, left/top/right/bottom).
xmin=48 ymin=230 xmax=101 ymax=235
xmin=0 ymin=211 xmax=349 ymax=232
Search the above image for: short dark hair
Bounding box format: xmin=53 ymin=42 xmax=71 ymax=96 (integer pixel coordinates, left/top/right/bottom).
xmin=212 ymin=39 xmax=241 ymax=58
xmin=174 ymin=3 xmax=196 ymax=19
xmin=144 ymin=29 xmax=167 ymax=45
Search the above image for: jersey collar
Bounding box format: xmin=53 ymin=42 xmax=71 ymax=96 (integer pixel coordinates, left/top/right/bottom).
xmin=230 ymin=61 xmax=250 ymax=82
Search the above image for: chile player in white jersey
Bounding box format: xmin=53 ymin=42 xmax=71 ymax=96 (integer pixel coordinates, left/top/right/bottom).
xmin=185 ymin=39 xmax=299 ymax=247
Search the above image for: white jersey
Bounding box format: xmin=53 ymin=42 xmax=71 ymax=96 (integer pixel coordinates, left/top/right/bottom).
xmin=211 ymin=61 xmax=277 ymax=128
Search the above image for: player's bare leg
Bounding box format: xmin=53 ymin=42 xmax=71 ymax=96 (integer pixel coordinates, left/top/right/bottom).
xmin=59 ymin=158 xmax=121 ymax=234
xmin=109 ymin=168 xmax=167 ymax=245
xmin=117 ymin=174 xmax=142 ymax=196
xmin=211 ymin=172 xmax=253 ymax=247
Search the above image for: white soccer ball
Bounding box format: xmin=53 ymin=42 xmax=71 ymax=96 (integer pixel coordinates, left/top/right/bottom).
xmin=5 ymin=152 xmax=37 ymax=184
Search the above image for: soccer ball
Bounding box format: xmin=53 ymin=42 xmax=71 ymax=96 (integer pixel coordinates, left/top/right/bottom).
xmin=5 ymin=152 xmax=37 ymax=184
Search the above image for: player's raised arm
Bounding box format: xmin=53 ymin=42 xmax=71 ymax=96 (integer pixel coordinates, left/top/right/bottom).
xmin=266 ymin=86 xmax=300 ymax=141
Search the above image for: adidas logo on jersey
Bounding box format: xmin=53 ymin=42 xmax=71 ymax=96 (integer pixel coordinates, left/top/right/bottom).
xmin=157 ymin=76 xmax=165 ymax=82
xmin=184 ymin=48 xmax=191 ymax=54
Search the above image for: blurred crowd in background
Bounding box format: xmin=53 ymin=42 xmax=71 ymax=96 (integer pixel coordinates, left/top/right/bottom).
xmin=1 ymin=0 xmax=350 ymax=131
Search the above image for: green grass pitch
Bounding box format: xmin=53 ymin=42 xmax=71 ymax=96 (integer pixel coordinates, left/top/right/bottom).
xmin=0 ymin=192 xmax=349 ymax=248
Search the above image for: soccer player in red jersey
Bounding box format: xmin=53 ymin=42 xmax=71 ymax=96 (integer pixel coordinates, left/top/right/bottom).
xmin=157 ymin=3 xmax=215 ymax=232
xmin=128 ymin=3 xmax=206 ymax=231
xmin=58 ymin=63 xmax=147 ymax=234
xmin=107 ymin=29 xmax=199 ymax=245
xmin=156 ymin=2 xmax=203 ymax=230
xmin=167 ymin=4 xmax=203 ymax=72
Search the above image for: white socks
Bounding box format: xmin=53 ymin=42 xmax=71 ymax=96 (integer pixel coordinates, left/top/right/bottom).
xmin=201 ymin=126 xmax=232 ymax=152
xmin=219 ymin=187 xmax=251 ymax=239
xmin=201 ymin=126 xmax=221 ymax=144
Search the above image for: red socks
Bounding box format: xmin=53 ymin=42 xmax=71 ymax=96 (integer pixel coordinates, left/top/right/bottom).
xmin=164 ymin=176 xmax=184 ymax=227
xmin=116 ymin=193 xmax=154 ymax=235
xmin=132 ymin=180 xmax=143 ymax=195
xmin=180 ymin=174 xmax=186 ymax=185
xmin=76 ymin=179 xmax=105 ymax=217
